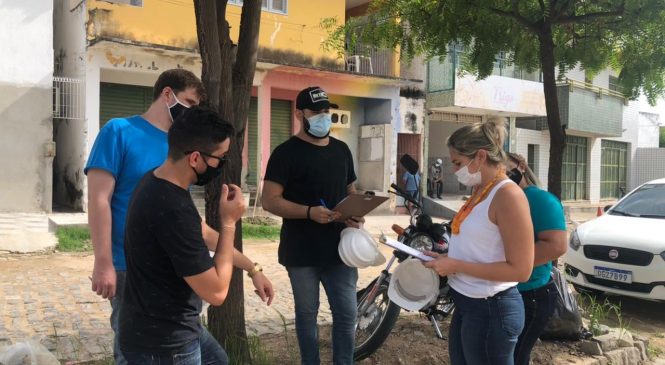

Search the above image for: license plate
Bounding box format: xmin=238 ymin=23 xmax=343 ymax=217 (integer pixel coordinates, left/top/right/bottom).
xmin=594 ymin=266 xmax=632 ymax=284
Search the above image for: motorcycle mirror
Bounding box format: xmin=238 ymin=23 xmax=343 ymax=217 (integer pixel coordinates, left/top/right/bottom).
xmin=399 ymin=154 xmax=420 ymax=174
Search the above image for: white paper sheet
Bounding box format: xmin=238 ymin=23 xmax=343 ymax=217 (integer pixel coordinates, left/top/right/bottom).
xmin=379 ymin=235 xmax=434 ymax=262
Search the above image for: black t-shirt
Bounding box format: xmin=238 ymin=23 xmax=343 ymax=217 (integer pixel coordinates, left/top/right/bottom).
xmin=265 ymin=136 xmax=357 ymax=267
xmin=119 ymin=171 xmax=213 ymax=353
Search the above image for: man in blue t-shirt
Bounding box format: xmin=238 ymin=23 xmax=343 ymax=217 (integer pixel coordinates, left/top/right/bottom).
xmin=86 ymin=69 xmax=274 ymax=364
xmin=402 ymin=170 xmax=421 ymax=201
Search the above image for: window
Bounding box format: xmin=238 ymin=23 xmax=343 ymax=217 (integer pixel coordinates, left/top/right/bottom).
xmin=106 ymin=0 xmax=143 ymax=6
xmin=229 ymin=0 xmax=287 ymax=13
xmin=584 ymin=72 xmax=593 ymax=85
xmin=527 ymin=144 xmax=539 ymax=175
xmin=609 ymin=76 xmax=622 ymax=93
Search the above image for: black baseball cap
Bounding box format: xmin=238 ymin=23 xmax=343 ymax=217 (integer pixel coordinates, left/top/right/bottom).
xmin=296 ymin=86 xmax=339 ymax=111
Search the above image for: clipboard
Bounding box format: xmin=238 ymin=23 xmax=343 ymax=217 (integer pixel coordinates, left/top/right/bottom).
xmin=332 ymin=194 xmax=389 ymax=221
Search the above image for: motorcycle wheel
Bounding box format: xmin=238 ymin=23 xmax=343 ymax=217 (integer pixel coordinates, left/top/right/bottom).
xmin=354 ymin=277 xmax=402 ymax=361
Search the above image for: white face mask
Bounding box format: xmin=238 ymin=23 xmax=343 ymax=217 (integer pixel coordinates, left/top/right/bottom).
xmin=455 ymin=159 xmax=482 ymax=187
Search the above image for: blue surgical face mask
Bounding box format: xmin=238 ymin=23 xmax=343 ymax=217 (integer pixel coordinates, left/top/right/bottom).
xmin=304 ymin=112 xmax=332 ymax=139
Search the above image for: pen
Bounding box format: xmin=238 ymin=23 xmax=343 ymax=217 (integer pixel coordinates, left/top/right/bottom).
xmin=319 ymin=199 xmax=329 ymax=209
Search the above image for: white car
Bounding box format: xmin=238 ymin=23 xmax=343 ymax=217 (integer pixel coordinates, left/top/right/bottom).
xmin=565 ymin=178 xmax=665 ymax=301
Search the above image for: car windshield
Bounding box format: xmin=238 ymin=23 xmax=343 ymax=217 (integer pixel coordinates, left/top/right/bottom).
xmin=610 ymin=183 xmax=665 ymax=219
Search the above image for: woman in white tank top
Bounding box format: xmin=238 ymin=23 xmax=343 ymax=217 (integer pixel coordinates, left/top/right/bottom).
xmin=424 ymin=118 xmax=534 ymax=365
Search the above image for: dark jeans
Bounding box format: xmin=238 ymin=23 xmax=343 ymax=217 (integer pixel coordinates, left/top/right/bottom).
xmin=122 ymin=328 xmax=228 ymax=365
xmin=449 ymin=286 xmax=525 ymax=365
xmin=514 ymin=281 xmax=558 ymax=365
xmin=110 ymin=271 xmax=128 ymax=365
xmin=286 ymin=264 xmax=358 ymax=365
xmin=428 ymin=180 xmax=443 ymax=197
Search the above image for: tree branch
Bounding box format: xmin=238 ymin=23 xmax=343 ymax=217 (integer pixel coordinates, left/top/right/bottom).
xmin=555 ymin=5 xmax=625 ymax=24
xmin=490 ymin=7 xmax=539 ymax=33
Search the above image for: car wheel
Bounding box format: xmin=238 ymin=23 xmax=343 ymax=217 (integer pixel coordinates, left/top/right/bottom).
xmin=573 ymin=284 xmax=604 ymax=297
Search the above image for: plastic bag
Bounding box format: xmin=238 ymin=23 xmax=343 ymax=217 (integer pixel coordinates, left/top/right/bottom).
xmin=0 ymin=340 xmax=60 ymax=365
xmin=539 ymin=267 xmax=584 ymax=340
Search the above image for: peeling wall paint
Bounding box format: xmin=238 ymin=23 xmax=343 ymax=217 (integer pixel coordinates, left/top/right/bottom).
xmin=87 ymin=0 xmax=343 ymax=62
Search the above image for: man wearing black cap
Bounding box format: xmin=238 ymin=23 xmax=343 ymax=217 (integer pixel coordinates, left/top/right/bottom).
xmin=262 ymin=86 xmax=362 ymax=365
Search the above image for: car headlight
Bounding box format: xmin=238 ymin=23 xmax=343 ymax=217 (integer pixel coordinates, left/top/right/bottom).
xmin=569 ymin=230 xmax=581 ymax=251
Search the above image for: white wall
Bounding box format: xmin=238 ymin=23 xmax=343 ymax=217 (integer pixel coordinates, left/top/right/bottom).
xmin=0 ymin=0 xmax=54 ymax=212
xmin=514 ymin=128 xmax=550 ymax=190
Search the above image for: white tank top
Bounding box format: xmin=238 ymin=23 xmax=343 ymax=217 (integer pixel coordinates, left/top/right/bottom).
xmin=448 ymin=179 xmax=516 ymax=298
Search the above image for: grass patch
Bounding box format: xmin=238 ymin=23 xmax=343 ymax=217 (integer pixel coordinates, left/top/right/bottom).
xmin=648 ymin=343 xmax=664 ymax=359
xmin=56 ymin=226 xmax=92 ymax=252
xmin=242 ymin=223 xmax=281 ymax=240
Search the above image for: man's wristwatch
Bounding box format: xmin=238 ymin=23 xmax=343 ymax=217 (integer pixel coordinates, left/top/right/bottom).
xmin=247 ymin=263 xmax=263 ymax=278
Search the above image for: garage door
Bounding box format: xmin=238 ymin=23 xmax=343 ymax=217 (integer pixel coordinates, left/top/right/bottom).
xmin=99 ymin=83 xmax=153 ymax=128
xmin=245 ymin=98 xmax=293 ymax=188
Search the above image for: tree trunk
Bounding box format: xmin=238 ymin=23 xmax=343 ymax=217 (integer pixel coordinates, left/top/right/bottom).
xmin=194 ymin=0 xmax=262 ymax=363
xmin=538 ymin=26 xmax=566 ymax=200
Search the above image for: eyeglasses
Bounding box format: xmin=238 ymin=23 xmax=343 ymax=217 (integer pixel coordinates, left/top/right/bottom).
xmin=184 ymin=151 xmax=228 ymax=167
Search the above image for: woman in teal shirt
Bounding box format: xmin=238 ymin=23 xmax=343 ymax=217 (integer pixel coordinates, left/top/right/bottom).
xmin=506 ymin=153 xmax=567 ymax=365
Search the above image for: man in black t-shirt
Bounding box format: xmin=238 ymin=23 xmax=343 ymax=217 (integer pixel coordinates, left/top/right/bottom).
xmin=262 ymin=86 xmax=363 ymax=365
xmin=119 ymin=107 xmax=257 ymax=365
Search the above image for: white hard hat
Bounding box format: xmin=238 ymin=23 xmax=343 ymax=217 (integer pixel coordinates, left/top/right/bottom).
xmin=388 ymin=258 xmax=439 ymax=311
xmin=338 ymin=228 xmax=386 ymax=268
xmin=435 ymin=158 xmax=443 ymax=166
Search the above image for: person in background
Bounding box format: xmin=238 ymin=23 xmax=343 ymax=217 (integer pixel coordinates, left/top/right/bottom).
xmin=424 ymin=118 xmax=534 ymax=365
xmin=506 ymin=153 xmax=567 ymax=365
xmin=402 ymin=169 xmax=421 ymax=201
xmin=428 ymin=158 xmax=444 ymax=199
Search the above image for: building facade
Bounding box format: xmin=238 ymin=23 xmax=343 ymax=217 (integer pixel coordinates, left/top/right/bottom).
xmin=425 ymin=46 xmax=665 ymax=204
xmin=0 ymin=1 xmax=55 ymax=213
xmin=51 ymin=0 xmax=424 ymax=213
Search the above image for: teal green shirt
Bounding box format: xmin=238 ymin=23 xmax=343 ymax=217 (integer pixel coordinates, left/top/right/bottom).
xmin=517 ymin=186 xmax=567 ymax=292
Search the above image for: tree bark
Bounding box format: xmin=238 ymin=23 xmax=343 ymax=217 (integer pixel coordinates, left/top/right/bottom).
xmin=194 ymin=0 xmax=262 ymax=362
xmin=538 ymin=25 xmax=566 ymax=200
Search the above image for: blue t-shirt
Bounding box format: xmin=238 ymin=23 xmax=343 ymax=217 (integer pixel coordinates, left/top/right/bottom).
xmin=518 ymin=185 xmax=567 ymax=292
xmin=85 ymin=116 xmax=168 ymax=271
xmin=402 ymin=171 xmax=420 ymax=192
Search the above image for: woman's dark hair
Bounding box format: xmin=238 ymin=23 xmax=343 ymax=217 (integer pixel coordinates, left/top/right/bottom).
xmin=167 ymin=106 xmax=234 ymax=160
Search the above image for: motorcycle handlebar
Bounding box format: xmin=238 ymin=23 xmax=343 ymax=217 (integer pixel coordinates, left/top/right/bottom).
xmin=390 ymin=183 xmax=420 ymax=208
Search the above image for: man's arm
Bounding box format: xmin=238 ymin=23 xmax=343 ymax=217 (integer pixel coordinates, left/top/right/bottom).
xmin=201 ymin=222 xmax=275 ymax=305
xmin=533 ymin=230 xmax=567 ymax=266
xmin=184 ymin=184 xmax=243 ymax=306
xmin=88 ymin=169 xmax=117 ymax=299
xmin=261 ymin=180 xmax=339 ymax=224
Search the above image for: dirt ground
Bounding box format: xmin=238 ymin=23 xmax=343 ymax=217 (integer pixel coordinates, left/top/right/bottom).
xmin=258 ymin=314 xmax=592 ymax=365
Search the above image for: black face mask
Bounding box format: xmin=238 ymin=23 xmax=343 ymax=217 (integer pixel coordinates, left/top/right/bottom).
xmin=192 ymin=156 xmax=225 ymax=186
xmin=168 ymin=94 xmax=190 ymax=122
xmin=507 ymin=168 xmax=523 ymax=185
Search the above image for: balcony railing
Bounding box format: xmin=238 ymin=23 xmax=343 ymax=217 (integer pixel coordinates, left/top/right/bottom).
xmin=345 ymin=43 xmax=396 ymax=78
xmin=428 ymin=46 xmax=542 ymax=92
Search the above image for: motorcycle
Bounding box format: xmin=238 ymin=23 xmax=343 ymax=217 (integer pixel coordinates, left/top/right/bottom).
xmin=354 ymin=181 xmax=455 ymax=361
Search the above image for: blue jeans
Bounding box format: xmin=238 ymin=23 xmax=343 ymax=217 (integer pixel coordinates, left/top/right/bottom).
xmin=514 ymin=281 xmax=558 ymax=365
xmin=122 ymin=328 xmax=228 ymax=365
xmin=449 ymin=286 xmax=525 ymax=365
xmin=110 ymin=271 xmax=128 ymax=365
xmin=287 ymin=265 xmax=358 ymax=365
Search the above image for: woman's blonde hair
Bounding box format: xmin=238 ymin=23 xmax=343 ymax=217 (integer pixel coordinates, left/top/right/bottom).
xmin=447 ymin=117 xmax=507 ymax=165
xmin=507 ymin=153 xmax=541 ymax=187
